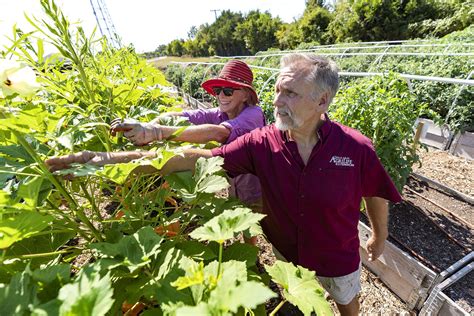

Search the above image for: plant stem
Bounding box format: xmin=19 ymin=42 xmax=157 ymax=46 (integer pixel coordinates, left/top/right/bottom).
xmin=32 ymin=229 xmax=76 ymax=237
xmin=269 ymin=299 xmax=287 ymax=316
xmin=217 ymin=242 xmax=223 ymax=278
xmin=79 ymin=182 xmax=103 ymax=223
xmin=16 ymin=133 xmax=103 ymax=241
xmin=2 ymin=249 xmax=74 ymax=260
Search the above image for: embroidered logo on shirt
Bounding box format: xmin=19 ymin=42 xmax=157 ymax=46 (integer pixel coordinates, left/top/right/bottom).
xmin=329 ymin=156 xmax=354 ymax=167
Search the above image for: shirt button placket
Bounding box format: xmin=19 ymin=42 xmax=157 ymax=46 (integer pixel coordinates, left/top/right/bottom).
xmin=299 ymin=170 xmax=306 ymax=217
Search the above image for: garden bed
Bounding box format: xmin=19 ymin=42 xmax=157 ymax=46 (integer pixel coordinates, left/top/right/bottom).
xmin=362 ymin=148 xmax=473 ymax=314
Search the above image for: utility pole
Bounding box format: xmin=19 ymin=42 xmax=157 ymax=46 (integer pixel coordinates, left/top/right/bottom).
xmin=210 ymin=9 xmax=221 ymax=20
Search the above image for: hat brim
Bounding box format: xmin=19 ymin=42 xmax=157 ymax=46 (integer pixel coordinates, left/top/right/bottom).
xmin=202 ymin=78 xmax=259 ymax=104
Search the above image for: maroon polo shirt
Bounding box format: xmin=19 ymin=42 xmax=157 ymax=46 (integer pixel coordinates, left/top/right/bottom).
xmin=211 ymin=115 xmax=402 ymax=277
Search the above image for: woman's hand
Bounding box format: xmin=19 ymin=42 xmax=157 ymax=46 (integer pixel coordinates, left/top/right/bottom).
xmin=110 ymin=118 xmax=163 ymax=146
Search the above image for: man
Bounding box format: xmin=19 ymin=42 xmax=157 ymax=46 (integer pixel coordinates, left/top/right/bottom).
xmin=46 ymin=53 xmax=402 ymax=316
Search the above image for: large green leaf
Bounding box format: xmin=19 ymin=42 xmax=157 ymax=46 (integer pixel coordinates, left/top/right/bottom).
xmin=209 ymin=280 xmax=276 ymax=314
xmin=53 ymin=163 xmax=100 ymax=178
xmin=0 ymin=212 xmax=54 ymax=249
xmin=165 ymin=156 xmax=230 ymax=202
xmin=222 ymin=243 xmax=258 ymax=268
xmin=16 ymin=176 xmax=46 ymax=208
xmin=153 ymin=249 xmax=195 ymax=307
xmin=196 ymin=174 xmax=229 ymax=194
xmin=176 ymin=240 xmax=216 ymax=261
xmin=194 ymin=156 xmax=225 ymax=181
xmin=173 ymin=261 xmax=275 ymax=315
xmin=0 ymin=145 xmax=34 ymax=163
xmin=96 ymin=161 xmax=142 ymax=185
xmin=189 ymin=208 xmax=265 ymax=244
xmin=194 ymin=157 xmax=229 ymax=194
xmin=266 ymin=261 xmax=333 ymax=316
xmin=90 ymin=226 xmax=163 ymax=272
xmin=0 ymin=230 xmax=75 ymax=283
xmin=32 ymin=264 xmax=71 ymax=284
xmin=32 ymin=264 xmax=71 ymax=304
xmin=0 ymin=108 xmax=49 ymax=135
xmin=175 ymin=303 xmax=210 ymax=316
xmin=0 ymin=268 xmax=38 ymax=316
xmin=57 ymin=268 xmax=114 ymax=316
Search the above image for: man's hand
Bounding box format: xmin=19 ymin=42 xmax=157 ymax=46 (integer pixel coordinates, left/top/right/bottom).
xmin=45 ymin=151 xmax=112 ymax=172
xmin=110 ymin=118 xmax=162 ymax=146
xmin=366 ymin=235 xmax=386 ymax=262
xmin=364 ymin=196 xmax=389 ymax=262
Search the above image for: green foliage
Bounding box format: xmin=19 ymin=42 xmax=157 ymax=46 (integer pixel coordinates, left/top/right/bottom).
xmin=235 ymin=10 xmax=282 ymax=55
xmin=331 ymin=73 xmax=432 ymax=190
xmin=407 ymin=0 xmax=473 ymax=38
xmin=253 ymin=70 xmax=277 ymax=123
xmin=267 ymin=261 xmax=333 ymax=316
xmin=167 ymin=39 xmax=185 ymax=57
xmin=190 ymin=208 xmax=265 ymax=244
xmin=298 ymin=5 xmax=333 ymax=45
xmin=56 ymin=268 xmax=114 ymax=316
xmin=205 ymin=11 xmax=248 ymax=56
xmin=144 ymin=0 xmax=472 ymax=57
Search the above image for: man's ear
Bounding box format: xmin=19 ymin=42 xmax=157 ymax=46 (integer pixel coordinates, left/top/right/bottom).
xmin=317 ymin=92 xmax=330 ymax=112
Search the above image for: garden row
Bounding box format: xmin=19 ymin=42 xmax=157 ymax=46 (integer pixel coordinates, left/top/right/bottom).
xmin=0 ymin=1 xmax=332 ymax=315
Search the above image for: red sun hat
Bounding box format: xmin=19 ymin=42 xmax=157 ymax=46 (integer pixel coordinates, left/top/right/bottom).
xmin=202 ymin=60 xmax=259 ymax=104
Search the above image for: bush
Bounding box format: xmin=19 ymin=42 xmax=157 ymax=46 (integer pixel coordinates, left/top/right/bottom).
xmin=331 ymin=73 xmax=435 ymax=190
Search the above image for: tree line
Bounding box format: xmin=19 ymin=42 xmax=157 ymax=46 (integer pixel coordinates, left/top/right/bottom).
xmin=142 ymin=0 xmax=472 ymax=58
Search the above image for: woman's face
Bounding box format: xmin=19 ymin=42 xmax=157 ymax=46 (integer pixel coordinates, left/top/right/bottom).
xmin=215 ymin=87 xmax=248 ymax=119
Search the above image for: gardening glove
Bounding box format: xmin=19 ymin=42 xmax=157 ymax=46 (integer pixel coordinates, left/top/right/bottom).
xmin=110 ymin=118 xmax=162 ymax=146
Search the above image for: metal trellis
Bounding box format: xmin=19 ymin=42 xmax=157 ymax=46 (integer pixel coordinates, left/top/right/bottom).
xmin=90 ymin=0 xmax=121 ymax=48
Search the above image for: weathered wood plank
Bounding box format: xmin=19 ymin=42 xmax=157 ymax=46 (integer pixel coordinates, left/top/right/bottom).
xmin=358 ymin=221 xmax=437 ymax=310
xmin=420 ymin=292 xmax=469 ymax=316
xmin=450 ymin=131 xmax=474 ymax=160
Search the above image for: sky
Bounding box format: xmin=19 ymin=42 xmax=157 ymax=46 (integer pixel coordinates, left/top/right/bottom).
xmin=0 ymin=0 xmax=306 ymax=53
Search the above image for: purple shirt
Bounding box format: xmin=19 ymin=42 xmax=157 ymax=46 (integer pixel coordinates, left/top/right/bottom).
xmin=182 ymin=105 xmax=265 ymax=204
xmin=211 ymin=116 xmax=402 ymax=277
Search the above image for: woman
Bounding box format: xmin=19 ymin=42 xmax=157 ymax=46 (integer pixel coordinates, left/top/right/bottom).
xmin=111 ymin=60 xmax=265 ymax=206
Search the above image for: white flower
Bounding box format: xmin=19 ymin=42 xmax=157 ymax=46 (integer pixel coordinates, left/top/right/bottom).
xmin=0 ymin=59 xmax=40 ymax=98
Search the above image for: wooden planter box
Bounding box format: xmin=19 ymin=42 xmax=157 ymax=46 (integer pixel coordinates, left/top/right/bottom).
xmin=358 ymin=222 xmax=470 ymax=314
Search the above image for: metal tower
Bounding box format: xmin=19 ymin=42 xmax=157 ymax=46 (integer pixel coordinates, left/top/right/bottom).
xmin=89 ymin=0 xmax=122 ymax=48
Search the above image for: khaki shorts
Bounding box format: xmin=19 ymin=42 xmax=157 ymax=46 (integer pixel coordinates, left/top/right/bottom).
xmin=318 ymin=264 xmax=361 ymax=305
xmin=272 ymin=246 xmax=361 ymax=305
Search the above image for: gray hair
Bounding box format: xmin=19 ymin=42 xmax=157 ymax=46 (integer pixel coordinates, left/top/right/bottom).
xmin=280 ymin=53 xmax=339 ymax=103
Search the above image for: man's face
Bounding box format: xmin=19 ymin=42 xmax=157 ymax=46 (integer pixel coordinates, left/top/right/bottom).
xmin=273 ymin=67 xmax=325 ymax=131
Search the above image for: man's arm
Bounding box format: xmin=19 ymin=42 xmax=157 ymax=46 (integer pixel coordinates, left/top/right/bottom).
xmin=45 ymin=148 xmax=213 ymax=175
xmin=363 ymin=196 xmax=389 ymax=262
